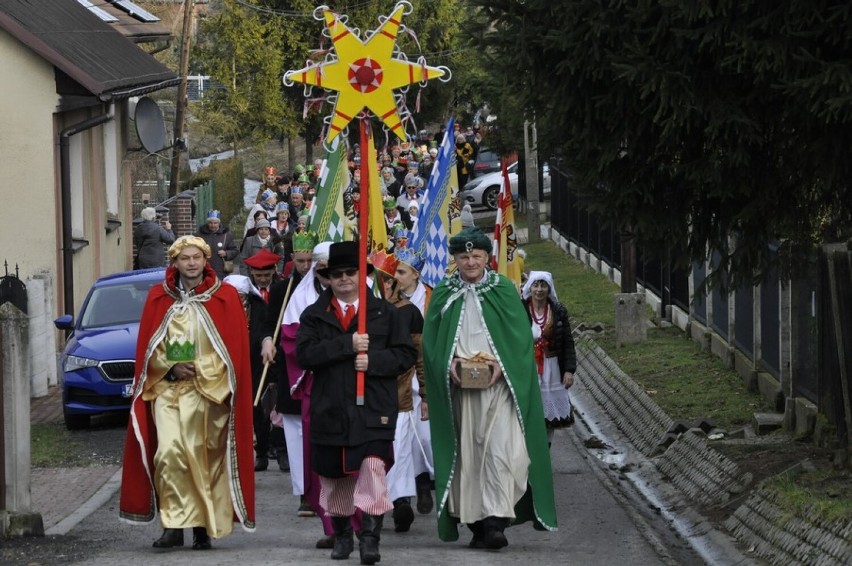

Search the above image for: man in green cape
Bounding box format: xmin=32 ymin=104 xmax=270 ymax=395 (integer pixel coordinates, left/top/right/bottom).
xmin=422 ymin=227 xmax=557 ymax=550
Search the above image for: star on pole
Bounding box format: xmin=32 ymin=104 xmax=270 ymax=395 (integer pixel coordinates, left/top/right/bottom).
xmin=286 ymin=3 xmax=446 ymax=144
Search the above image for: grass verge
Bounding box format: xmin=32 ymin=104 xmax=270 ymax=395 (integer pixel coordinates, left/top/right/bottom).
xmin=31 ymin=423 xmax=84 ymax=468
xmin=523 ymin=237 xmax=845 ymax=526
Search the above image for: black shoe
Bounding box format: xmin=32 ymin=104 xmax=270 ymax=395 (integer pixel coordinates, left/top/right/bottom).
xmin=415 ymin=472 xmax=434 ymax=514
xmin=152 ymin=528 xmax=184 ymax=548
xmin=392 ymin=498 xmax=414 ymax=532
xmin=483 ymin=516 xmax=509 ymax=550
xmin=330 ymin=516 xmax=354 ymax=559
xmin=254 ymin=456 xmax=268 ymax=471
xmin=467 ymin=521 xmax=485 ymax=549
xmin=276 ymin=450 xmax=290 ymax=472
xmin=316 ymin=534 xmax=336 ymax=549
xmin=358 ymin=514 xmax=383 ymax=565
xmin=416 ymin=488 xmax=433 ymax=514
xmin=192 ymin=527 xmax=212 ymax=550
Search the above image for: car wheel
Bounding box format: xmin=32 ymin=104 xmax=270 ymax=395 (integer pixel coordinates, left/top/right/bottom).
xmin=64 ymin=411 xmax=90 ymax=431
xmin=483 ymin=186 xmax=500 ymax=210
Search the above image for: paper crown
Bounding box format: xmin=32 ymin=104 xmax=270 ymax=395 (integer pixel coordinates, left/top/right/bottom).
xmin=206 ymin=209 xmax=221 ymax=220
xmin=297 ymin=175 xmax=310 ymax=183
xmin=394 ymin=244 xmax=424 ymax=272
xmin=291 ymin=186 xmax=303 ymax=194
xmin=261 ymin=189 xmax=275 ymax=201
xmin=370 ymin=249 xmax=398 ymax=276
xmin=166 ymin=337 xmax=196 ymax=362
xmin=275 ymin=202 xmax=290 ymax=213
xmin=292 ymin=230 xmax=319 ymax=253
xmin=382 ymin=196 xmax=398 ymax=210
xmin=264 ymin=166 xmax=276 ymax=175
xmin=294 ymin=164 xmax=305 ymax=174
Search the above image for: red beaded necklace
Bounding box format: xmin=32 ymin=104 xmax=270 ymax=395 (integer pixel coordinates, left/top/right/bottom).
xmin=530 ymin=301 xmax=549 ymax=328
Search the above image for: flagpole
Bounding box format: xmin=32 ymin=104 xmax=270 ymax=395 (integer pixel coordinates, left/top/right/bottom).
xmin=356 ymin=118 xmax=370 ymax=406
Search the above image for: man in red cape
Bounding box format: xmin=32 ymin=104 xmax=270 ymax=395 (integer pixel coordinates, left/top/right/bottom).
xmin=119 ymin=235 xmax=255 ymax=550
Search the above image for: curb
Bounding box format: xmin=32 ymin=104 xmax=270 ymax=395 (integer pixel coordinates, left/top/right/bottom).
xmin=575 ymin=333 xmax=851 ymax=566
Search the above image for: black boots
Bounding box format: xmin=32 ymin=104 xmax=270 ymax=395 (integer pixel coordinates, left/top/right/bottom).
xmin=468 ymin=517 xmax=509 ymax=550
xmin=358 ymin=513 xmax=384 ymax=565
xmin=330 ymin=515 xmax=354 ymax=560
xmin=483 ymin=516 xmax=509 ymax=549
xmin=392 ymin=497 xmax=414 ymax=532
xmin=192 ymin=526 xmax=212 ymax=550
xmin=152 ymin=528 xmax=184 ymax=548
xmin=254 ymin=455 xmax=269 ymax=471
xmin=415 ymin=472 xmax=434 ymax=514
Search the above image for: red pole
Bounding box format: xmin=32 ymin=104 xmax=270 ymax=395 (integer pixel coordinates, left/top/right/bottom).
xmin=356 ymin=119 xmax=370 ymax=405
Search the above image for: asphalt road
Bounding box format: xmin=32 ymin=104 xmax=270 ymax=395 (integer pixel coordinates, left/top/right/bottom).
xmin=12 ymin=410 xmax=705 ymax=566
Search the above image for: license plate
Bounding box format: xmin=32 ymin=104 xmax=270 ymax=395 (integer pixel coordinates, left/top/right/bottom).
xmin=123 ymin=383 xmax=133 ymax=398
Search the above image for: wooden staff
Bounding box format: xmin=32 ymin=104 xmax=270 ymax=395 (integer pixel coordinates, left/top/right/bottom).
xmin=253 ymin=276 xmax=296 ymax=406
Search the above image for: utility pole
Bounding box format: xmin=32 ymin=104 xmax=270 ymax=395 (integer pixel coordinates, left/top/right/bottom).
xmin=524 ymin=120 xmax=541 ymax=243
xmin=169 ymin=0 xmax=194 ymax=197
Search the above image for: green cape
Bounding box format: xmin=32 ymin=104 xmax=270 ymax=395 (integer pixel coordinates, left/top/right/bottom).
xmin=422 ymin=270 xmax=557 ymax=541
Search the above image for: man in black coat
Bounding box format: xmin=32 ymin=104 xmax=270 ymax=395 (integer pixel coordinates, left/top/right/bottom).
xmin=296 ymin=241 xmax=416 ymax=565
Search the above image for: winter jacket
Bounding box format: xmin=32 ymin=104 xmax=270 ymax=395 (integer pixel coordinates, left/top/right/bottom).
xmin=133 ymin=220 xmax=175 ymax=269
xmin=524 ymin=298 xmax=577 ymax=374
xmin=194 ymin=224 xmax=239 ymax=279
xmin=296 ymin=290 xmax=416 ymax=447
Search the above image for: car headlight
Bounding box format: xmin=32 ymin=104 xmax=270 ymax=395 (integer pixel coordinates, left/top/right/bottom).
xmin=64 ymin=355 xmax=99 ymax=372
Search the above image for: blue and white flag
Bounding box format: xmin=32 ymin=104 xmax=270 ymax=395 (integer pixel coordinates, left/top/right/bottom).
xmin=410 ymin=117 xmax=460 ymax=288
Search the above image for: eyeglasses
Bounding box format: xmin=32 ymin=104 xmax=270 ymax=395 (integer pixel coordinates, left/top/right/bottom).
xmin=328 ymin=268 xmax=358 ymax=279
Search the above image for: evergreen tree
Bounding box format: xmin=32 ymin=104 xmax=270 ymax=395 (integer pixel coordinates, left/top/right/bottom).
xmin=471 ymin=0 xmax=852 ymax=287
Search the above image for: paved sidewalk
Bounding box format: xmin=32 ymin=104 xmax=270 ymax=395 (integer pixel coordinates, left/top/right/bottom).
xmin=29 ymin=386 xmax=120 ymax=535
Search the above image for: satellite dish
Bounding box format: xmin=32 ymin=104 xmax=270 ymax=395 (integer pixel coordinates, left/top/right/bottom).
xmin=135 ymin=96 xmax=167 ymax=153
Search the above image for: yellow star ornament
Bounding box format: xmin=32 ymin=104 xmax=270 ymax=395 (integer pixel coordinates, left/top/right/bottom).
xmin=285 ymin=3 xmax=446 ymax=144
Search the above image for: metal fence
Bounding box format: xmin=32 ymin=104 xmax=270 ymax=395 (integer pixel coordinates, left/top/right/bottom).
xmin=545 ymin=163 xmax=832 ymax=415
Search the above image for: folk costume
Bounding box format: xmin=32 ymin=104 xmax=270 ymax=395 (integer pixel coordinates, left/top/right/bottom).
xmin=119 ymin=260 xmax=255 ymax=541
xmin=296 ymin=241 xmax=417 ymax=563
xmin=394 ymin=244 xmax=435 ymax=513
xmin=521 ymin=271 xmax=577 ymax=432
xmin=423 ymin=268 xmax=557 ymax=543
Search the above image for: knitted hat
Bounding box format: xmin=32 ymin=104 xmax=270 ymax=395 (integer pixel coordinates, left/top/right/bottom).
xmin=255 ymin=219 xmax=271 ymax=229
xmin=448 ymin=227 xmax=492 ymax=255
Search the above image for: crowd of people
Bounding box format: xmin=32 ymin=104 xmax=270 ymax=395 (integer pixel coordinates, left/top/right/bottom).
xmin=120 ymin=124 xmax=579 ymax=565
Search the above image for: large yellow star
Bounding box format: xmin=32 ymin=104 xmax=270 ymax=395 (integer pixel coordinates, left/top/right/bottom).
xmin=287 ymin=4 xmax=445 ymax=144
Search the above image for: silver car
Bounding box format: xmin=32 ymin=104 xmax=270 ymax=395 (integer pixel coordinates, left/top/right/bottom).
xmin=459 ymin=161 xmax=550 ymax=210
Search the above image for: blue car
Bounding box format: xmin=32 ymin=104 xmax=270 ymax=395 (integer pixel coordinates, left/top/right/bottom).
xmin=53 ymin=268 xmax=165 ymax=430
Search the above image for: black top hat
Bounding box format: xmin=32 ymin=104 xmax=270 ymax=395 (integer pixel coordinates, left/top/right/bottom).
xmin=316 ymin=241 xmax=373 ymax=278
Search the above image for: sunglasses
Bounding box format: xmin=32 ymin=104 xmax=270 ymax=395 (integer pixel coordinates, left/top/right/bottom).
xmin=328 ymin=268 xmax=358 ymax=279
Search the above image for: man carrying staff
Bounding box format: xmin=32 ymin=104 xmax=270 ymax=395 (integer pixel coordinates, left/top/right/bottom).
xmin=422 ymin=227 xmax=557 ymax=551
xmin=296 ymin=241 xmax=416 ymax=565
xmin=119 ymin=235 xmax=255 ymax=550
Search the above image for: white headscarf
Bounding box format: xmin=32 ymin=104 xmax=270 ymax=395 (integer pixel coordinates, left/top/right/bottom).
xmin=223 ymin=274 xmax=262 ymax=299
xmin=521 ymin=270 xmax=559 ymax=304
xmin=282 ymin=241 xmax=332 ymax=325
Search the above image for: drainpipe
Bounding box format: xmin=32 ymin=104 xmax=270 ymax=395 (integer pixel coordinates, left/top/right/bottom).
xmin=59 ymin=111 xmax=113 ymax=316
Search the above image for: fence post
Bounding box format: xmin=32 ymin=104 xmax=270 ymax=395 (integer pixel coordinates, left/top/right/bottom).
xmin=0 ymin=302 xmax=44 ymax=536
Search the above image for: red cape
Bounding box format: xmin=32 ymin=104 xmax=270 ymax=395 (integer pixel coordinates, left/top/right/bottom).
xmin=119 ymin=264 xmax=255 ymax=529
